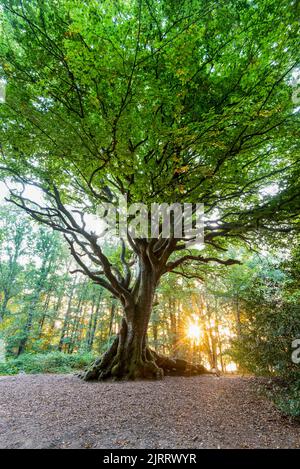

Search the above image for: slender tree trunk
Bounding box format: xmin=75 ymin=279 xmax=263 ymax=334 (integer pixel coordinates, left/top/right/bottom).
xmin=85 ymin=296 xmax=96 ymax=350
xmin=152 ymin=321 xmax=158 ymax=352
xmin=0 ymin=293 xmax=9 ymax=322
xmin=209 ymin=330 xmax=218 ymax=370
xmin=37 ymin=291 xmax=52 ymax=339
xmin=17 ymin=244 xmax=56 ymax=355
xmin=48 ymin=290 xmax=64 ymax=338
xmin=17 ymin=308 xmax=34 ymax=356
xmin=108 ymin=298 xmax=116 ymax=337
xmin=169 ymin=298 xmax=177 ymax=353
xmin=68 ymin=304 xmax=82 ymax=353
xmin=88 ymin=293 xmax=102 ymax=350
xmin=17 ymin=287 xmax=45 ymax=355
xmin=58 ymin=277 xmax=77 ymax=352
xmin=235 ymin=294 xmax=242 ymax=339
xmin=68 ymin=282 xmax=89 ymax=353
xmin=218 ymin=336 xmax=225 ymax=373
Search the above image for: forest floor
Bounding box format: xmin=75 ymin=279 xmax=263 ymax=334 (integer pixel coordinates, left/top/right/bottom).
xmin=0 ymin=373 xmax=299 ymax=449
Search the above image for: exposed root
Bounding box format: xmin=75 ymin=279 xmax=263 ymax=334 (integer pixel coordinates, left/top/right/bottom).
xmin=78 ymin=342 xmax=217 ymax=382
xmin=151 ymin=349 xmax=215 ymax=376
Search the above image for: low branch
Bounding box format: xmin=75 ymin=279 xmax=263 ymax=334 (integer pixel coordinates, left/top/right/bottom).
xmin=165 ymin=255 xmax=241 ymax=273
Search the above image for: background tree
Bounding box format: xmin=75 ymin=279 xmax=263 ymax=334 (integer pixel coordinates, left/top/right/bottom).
xmin=0 ymin=0 xmax=299 ymax=380
xmin=229 ymin=252 xmax=300 ymax=376
xmin=16 ymin=227 xmax=65 ymax=355
xmin=0 ymin=206 xmax=30 ymax=322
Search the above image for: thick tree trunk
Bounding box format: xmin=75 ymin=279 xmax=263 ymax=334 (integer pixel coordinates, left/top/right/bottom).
xmin=79 ymin=255 xmax=213 ymax=381
xmin=80 ymin=312 xmax=212 ymax=381
xmin=81 ymin=304 xmax=163 ymax=380
xmin=80 ymin=257 xmax=161 ymax=380
xmin=80 ymin=298 xmax=212 ymax=381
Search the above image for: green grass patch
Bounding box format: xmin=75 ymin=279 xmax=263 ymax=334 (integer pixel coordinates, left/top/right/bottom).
xmin=0 ymin=351 xmax=96 ymax=375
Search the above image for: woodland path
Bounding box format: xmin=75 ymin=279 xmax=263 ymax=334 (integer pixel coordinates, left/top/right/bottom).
xmin=0 ymin=374 xmax=299 ymax=449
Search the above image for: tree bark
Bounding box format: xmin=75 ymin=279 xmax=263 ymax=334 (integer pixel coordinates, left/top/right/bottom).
xmin=80 ymin=260 xmax=212 ymax=381
xmin=81 ymin=292 xmax=162 ymax=380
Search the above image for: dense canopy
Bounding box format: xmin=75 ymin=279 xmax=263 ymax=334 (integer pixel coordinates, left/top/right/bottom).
xmin=0 ymin=0 xmax=299 ymax=380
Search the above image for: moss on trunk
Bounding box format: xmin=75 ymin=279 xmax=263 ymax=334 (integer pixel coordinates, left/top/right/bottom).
xmin=79 ymin=318 xmax=213 ymax=381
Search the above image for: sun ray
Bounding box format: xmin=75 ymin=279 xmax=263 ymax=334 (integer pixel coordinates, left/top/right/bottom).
xmin=186 ymin=321 xmax=201 ymax=345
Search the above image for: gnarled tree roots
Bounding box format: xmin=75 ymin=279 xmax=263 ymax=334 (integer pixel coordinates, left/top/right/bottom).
xmin=78 ymin=335 xmax=213 ymax=382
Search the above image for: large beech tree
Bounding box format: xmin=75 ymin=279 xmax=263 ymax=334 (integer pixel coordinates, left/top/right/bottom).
xmin=0 ymin=0 xmax=299 ymax=380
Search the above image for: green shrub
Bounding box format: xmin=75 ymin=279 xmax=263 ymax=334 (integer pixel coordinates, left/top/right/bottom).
xmin=0 ymin=361 xmax=19 ymax=375
xmin=0 ymin=351 xmax=96 ymax=375
xmin=275 ymin=379 xmax=300 ymax=418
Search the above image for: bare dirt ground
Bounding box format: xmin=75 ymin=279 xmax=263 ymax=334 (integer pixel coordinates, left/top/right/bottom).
xmin=0 ymin=373 xmax=299 ymax=449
